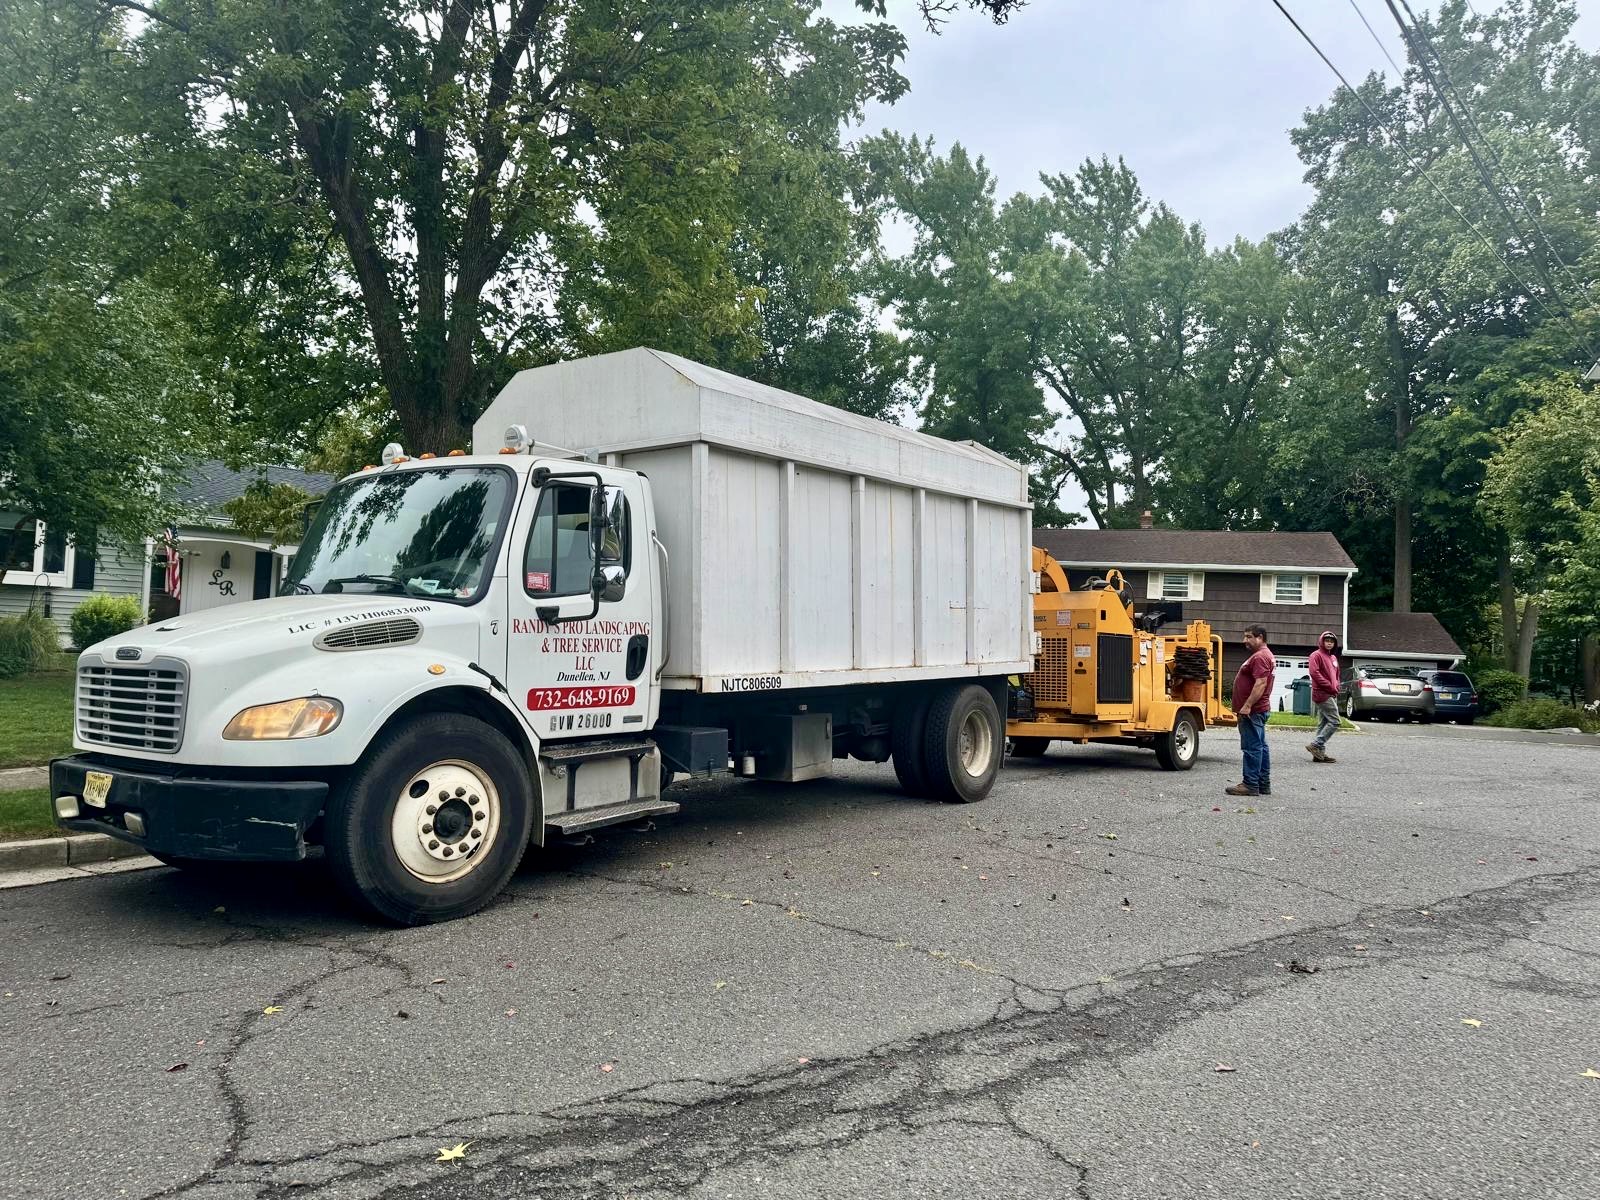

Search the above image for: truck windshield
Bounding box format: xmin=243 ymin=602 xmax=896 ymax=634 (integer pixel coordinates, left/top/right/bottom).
xmin=283 ymin=467 xmax=513 ymax=603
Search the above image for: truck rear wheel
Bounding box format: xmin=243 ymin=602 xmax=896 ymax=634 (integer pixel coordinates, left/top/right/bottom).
xmin=326 ymin=714 xmax=534 ymax=925
xmin=892 ymin=692 xmax=932 ymax=797
xmin=1154 ymin=711 xmax=1200 ymax=771
xmin=1009 ymin=737 xmax=1052 ymax=757
xmin=922 ymin=683 xmax=1002 ymax=803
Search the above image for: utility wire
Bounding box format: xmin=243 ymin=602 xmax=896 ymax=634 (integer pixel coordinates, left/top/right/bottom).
xmin=1394 ymin=0 xmax=1592 ymax=306
xmin=1346 ymin=0 xmax=1405 ymax=79
xmin=1268 ymin=0 xmax=1574 ymax=346
xmin=1383 ymin=0 xmax=1597 ymax=360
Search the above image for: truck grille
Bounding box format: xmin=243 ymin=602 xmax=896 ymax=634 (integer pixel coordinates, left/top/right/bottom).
xmin=1027 ymin=637 xmax=1074 ymax=704
xmin=76 ymin=656 xmax=189 ymax=753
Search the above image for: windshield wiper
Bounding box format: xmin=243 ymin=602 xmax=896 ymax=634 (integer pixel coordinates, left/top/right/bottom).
xmin=322 ymin=573 xmax=412 ymax=595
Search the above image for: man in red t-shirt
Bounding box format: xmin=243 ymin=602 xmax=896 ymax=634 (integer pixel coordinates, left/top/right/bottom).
xmin=1227 ymin=624 xmax=1275 ymax=796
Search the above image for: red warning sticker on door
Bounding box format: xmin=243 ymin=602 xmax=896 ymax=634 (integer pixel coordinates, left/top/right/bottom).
xmin=527 ymin=686 xmax=635 ymax=711
xmin=526 ymin=570 xmax=550 ymax=592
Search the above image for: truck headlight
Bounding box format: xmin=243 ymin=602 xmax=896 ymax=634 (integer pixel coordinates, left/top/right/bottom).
xmin=223 ymin=697 xmax=344 ymax=740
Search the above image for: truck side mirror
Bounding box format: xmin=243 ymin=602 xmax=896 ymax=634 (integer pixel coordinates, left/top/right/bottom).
xmin=588 ymin=487 xmax=610 ymax=600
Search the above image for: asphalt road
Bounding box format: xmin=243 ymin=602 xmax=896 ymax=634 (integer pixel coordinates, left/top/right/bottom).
xmin=3 ymin=723 xmax=1597 ymax=1200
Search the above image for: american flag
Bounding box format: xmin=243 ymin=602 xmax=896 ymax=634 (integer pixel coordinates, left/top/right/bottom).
xmin=163 ymin=527 xmax=181 ymax=599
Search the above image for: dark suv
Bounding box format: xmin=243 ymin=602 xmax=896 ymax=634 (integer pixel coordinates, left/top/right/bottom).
xmin=1339 ymin=665 xmax=1437 ymax=722
xmin=1417 ymin=669 xmax=1479 ymax=724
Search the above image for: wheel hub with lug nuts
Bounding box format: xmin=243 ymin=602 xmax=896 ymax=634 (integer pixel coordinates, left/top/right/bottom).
xmin=392 ymin=760 xmax=501 ymax=885
xmin=958 ymin=709 xmax=995 ymax=779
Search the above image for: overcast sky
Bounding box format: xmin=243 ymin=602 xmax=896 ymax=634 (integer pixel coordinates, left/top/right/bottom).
xmin=825 ymin=0 xmax=1599 ymax=244
xmin=817 ymin=0 xmax=1598 ymax=522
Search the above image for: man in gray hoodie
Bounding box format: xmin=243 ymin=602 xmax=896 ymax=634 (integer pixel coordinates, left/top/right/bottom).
xmin=1306 ymin=630 xmax=1341 ymax=763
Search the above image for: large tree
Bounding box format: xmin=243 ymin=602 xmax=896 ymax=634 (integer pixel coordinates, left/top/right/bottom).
xmin=108 ymin=0 xmax=911 ymax=451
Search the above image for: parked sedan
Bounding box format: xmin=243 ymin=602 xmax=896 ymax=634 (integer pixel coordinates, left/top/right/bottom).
xmin=1339 ymin=666 xmax=1437 ymax=722
xmin=1417 ymin=669 xmax=1479 ymax=724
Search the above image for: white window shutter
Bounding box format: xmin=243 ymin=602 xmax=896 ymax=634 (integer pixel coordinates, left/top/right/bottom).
xmin=1304 ymin=574 xmax=1320 ymax=605
xmin=1190 ymin=571 xmax=1205 ymax=601
xmin=1146 ymin=570 xmax=1162 ymax=600
xmin=1259 ymin=573 xmax=1275 ymax=603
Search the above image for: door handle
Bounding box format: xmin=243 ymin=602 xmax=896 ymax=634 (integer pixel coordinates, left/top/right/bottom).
xmin=626 ymin=634 xmax=649 ymax=681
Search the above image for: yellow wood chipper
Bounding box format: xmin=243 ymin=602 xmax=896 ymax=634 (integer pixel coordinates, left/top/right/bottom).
xmin=1007 ymin=548 xmax=1236 ymax=770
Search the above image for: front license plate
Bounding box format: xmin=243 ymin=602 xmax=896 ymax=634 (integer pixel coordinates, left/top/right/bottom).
xmin=83 ymin=771 xmax=112 ymax=808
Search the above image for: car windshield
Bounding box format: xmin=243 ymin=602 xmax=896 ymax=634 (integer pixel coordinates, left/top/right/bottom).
xmin=1430 ymin=671 xmax=1472 ymax=687
xmin=283 ymin=467 xmax=512 ymax=603
xmin=1365 ymin=667 xmax=1420 ymax=678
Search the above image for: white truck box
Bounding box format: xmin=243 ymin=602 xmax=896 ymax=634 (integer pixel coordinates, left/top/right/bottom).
xmin=473 ymin=348 xmax=1033 ymax=691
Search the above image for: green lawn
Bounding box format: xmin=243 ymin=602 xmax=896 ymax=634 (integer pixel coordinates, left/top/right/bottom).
xmin=0 ymin=653 xmax=76 ymax=769
xmin=1267 ymin=711 xmax=1358 ymax=732
xmin=0 ymin=788 xmax=63 ymax=840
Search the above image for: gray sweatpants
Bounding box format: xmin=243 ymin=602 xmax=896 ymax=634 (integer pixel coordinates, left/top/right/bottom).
xmin=1311 ymin=697 xmax=1340 ymax=749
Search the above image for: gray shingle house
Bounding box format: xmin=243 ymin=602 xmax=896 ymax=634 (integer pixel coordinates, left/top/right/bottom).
xmin=2 ymin=460 xmax=335 ymax=645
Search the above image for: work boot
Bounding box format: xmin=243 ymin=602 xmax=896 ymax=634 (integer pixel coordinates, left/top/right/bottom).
xmin=1316 ymin=754 xmax=1337 ymax=764
xmin=1225 ymin=782 xmax=1259 ymax=797
xmin=1306 ymin=741 xmax=1329 ymax=762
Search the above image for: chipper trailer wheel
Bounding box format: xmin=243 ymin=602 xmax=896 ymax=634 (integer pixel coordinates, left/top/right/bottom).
xmin=326 ymin=713 xmax=534 ymax=925
xmin=922 ymin=683 xmax=1003 ymax=803
xmin=1154 ymin=711 xmax=1201 ymax=772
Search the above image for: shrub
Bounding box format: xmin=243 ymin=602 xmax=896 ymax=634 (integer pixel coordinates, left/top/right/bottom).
xmin=69 ymin=593 xmax=144 ymax=651
xmin=1472 ymin=668 xmax=1526 ymax=715
xmin=1485 ymin=698 xmax=1599 ymax=733
xmin=0 ymin=609 xmax=60 ymax=678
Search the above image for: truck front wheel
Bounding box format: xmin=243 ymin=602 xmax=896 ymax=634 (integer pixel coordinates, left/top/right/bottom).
xmin=1154 ymin=711 xmax=1200 ymax=771
xmin=326 ymin=714 xmax=534 ymax=925
xmin=922 ymin=684 xmax=1002 ymax=803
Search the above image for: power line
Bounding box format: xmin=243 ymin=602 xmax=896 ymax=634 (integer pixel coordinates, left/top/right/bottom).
xmin=1268 ymin=0 xmax=1576 ymax=348
xmin=1383 ymin=0 xmax=1597 ymax=360
xmin=1393 ymin=0 xmax=1592 ymax=307
xmin=1346 ymin=0 xmax=1405 ymax=79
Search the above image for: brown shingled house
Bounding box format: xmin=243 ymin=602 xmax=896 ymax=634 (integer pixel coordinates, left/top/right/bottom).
xmin=1032 ymin=524 xmax=1359 ymax=699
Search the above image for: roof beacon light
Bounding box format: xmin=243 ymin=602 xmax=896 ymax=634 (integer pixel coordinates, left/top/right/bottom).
xmin=503 ymin=424 xmax=530 ymax=454
xmin=381 ymin=442 xmax=406 ymax=466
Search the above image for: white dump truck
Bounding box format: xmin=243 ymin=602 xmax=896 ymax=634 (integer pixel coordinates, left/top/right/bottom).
xmin=51 ymin=349 xmax=1033 ymax=922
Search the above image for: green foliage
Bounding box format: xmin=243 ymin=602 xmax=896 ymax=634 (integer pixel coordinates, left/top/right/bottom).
xmin=0 ymin=611 xmax=59 ymax=680
xmin=223 ymin=481 xmax=319 ymax=548
xmin=68 ymin=594 xmax=145 ymax=652
xmin=1484 ymin=698 xmax=1598 ymax=733
xmin=1473 ymin=668 xmax=1528 ymax=715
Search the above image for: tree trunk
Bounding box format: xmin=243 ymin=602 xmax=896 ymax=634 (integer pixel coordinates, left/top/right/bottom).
xmin=1393 ymin=495 xmax=1412 ymax=613
xmin=1513 ymin=600 xmax=1539 ymax=688
xmin=1582 ymin=632 xmax=1599 ymax=703
xmin=1497 ymin=541 xmax=1519 ymax=670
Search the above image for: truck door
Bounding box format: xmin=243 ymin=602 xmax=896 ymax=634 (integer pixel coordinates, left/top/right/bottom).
xmin=503 ymin=469 xmax=657 ymax=741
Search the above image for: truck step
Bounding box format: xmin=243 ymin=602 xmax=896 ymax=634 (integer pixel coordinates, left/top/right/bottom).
xmin=539 ymin=737 xmax=656 ymax=765
xmin=545 ymin=797 xmax=680 ymax=838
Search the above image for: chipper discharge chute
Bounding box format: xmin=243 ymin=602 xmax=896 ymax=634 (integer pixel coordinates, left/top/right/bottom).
xmin=1007 ymin=548 xmax=1235 ymax=770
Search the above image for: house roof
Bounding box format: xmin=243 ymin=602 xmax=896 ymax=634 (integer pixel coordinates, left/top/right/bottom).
xmin=174 ymin=460 xmax=337 ymax=524
xmin=1347 ymin=611 xmax=1463 ymax=658
xmin=1033 ymin=527 xmax=1358 ymax=573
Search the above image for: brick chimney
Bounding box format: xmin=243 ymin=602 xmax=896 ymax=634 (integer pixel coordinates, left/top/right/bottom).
xmin=1139 ymin=509 xmax=1153 ymax=530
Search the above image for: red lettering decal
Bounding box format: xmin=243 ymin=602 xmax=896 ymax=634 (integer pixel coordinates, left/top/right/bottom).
xmin=525 ymin=686 xmax=636 ymax=711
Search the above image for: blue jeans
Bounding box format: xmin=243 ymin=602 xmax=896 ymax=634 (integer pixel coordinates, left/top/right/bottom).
xmin=1238 ymin=712 xmax=1270 ymax=790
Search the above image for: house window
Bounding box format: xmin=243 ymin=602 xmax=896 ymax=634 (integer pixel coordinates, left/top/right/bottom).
xmin=1260 ymin=572 xmax=1320 ymax=605
xmin=1161 ymin=572 xmax=1191 ymax=600
xmin=1147 ymin=570 xmax=1204 ymax=602
xmin=1 ymin=512 xmax=74 ymax=588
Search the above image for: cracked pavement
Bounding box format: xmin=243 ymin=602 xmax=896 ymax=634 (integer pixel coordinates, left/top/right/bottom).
xmin=3 ymin=725 xmax=1598 ymax=1199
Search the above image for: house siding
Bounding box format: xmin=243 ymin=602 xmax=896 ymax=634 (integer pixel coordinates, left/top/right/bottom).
xmin=0 ymin=535 xmax=148 ymax=646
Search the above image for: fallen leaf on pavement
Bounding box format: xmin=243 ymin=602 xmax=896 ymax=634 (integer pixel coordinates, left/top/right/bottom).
xmin=741 ymin=899 xmax=753 ymax=906
xmin=1097 ymin=975 xmax=1114 ymax=984
xmin=262 ymin=1006 xmax=283 ymax=1015
xmin=195 ymin=1040 xmax=205 ymax=1047
xmin=1581 ymin=1069 xmax=1600 ymax=1080
xmin=435 ymin=1142 xmax=470 ymax=1163
xmin=599 ymin=1063 xmax=614 ymax=1073
xmin=1461 ymin=1018 xmax=1483 ymax=1028
xmin=505 ymin=1008 xmax=517 ymax=1017
xmin=1100 ymin=833 xmax=1118 ymax=841
xmin=395 ymin=1010 xmax=410 ymax=1020
xmin=1211 ymin=807 xmax=1222 ymax=813
xmin=1287 ymin=960 xmax=1319 ymax=974
xmin=1215 ymin=1063 xmax=1237 ymax=1073
xmin=1476 ymin=859 xmax=1488 ymax=866
xmin=504 ymin=962 xmax=516 ymax=969
xmin=1351 ymin=944 xmax=1368 ymax=952
xmin=797 ymin=1057 xmax=811 ymax=1064
xmin=166 ymin=1063 xmax=188 ymax=1073
xmin=1526 ymin=856 xmax=1539 ymax=862
xmin=432 ymin=977 xmax=446 ymax=985
xmin=713 ymin=980 xmax=727 ymax=990
xmin=1281 ymin=915 xmax=1296 ymax=921
xmin=49 ymin=972 xmax=70 ymax=982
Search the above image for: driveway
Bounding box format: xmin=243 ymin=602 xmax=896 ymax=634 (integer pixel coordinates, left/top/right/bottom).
xmin=2 ymin=727 xmax=1597 ymax=1199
